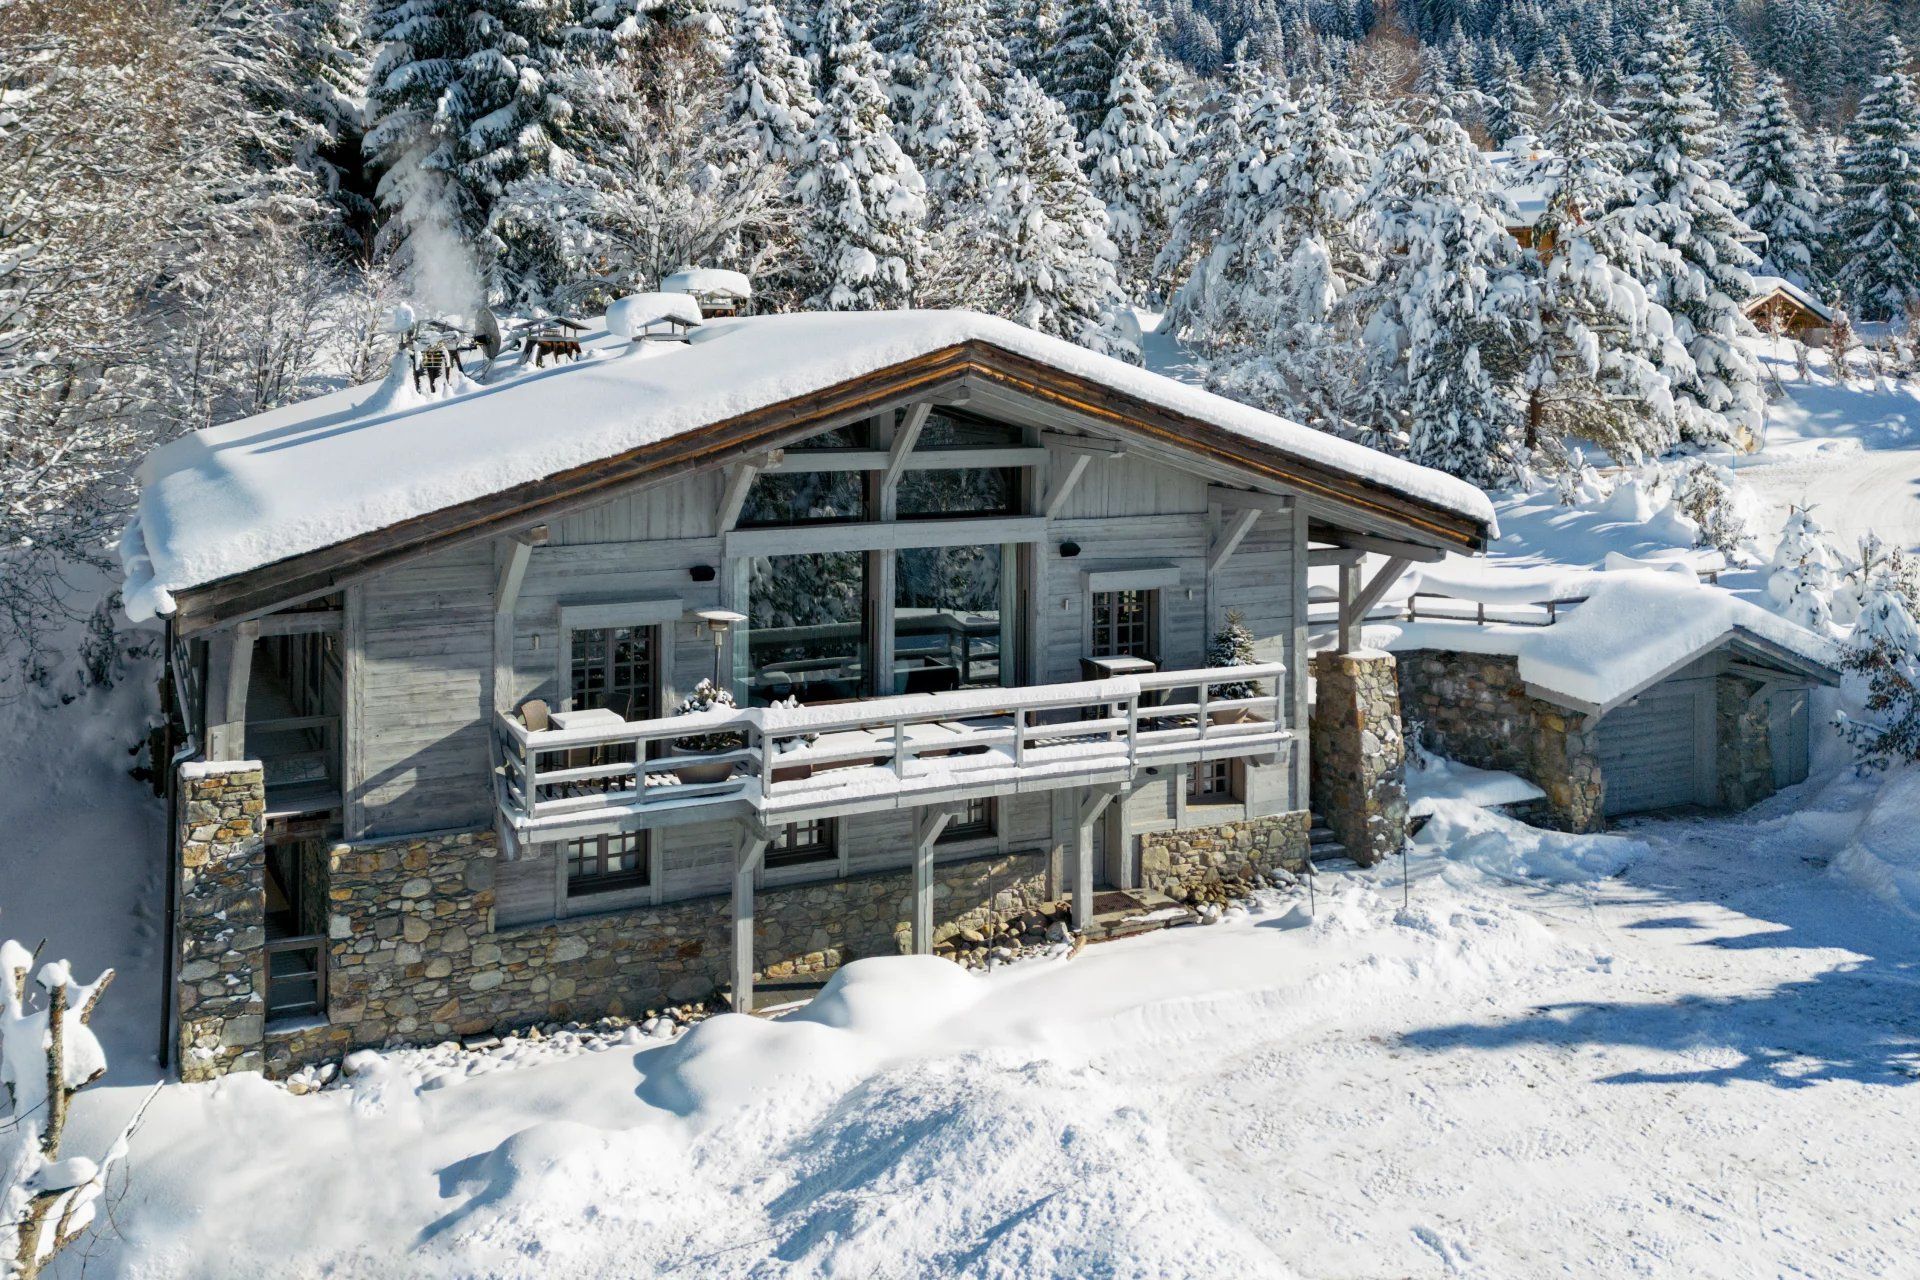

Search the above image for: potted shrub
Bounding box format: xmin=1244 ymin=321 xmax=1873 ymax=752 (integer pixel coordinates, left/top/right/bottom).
xmin=671 ymin=679 xmax=745 ymax=783
xmin=1205 ymin=610 xmax=1260 ymax=723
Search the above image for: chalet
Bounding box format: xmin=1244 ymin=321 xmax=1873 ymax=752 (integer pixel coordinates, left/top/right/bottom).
xmin=1742 ymin=276 xmax=1833 ymax=342
xmin=125 ymin=308 xmax=1494 ymax=1080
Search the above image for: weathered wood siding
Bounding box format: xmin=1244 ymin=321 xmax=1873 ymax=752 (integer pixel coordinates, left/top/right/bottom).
xmin=345 ymin=416 xmax=1303 ymax=856
xmin=347 ymin=544 xmax=494 ymax=839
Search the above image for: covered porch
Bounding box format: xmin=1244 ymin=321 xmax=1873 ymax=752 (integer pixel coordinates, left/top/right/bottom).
xmin=494 ymin=661 xmax=1291 ymax=1011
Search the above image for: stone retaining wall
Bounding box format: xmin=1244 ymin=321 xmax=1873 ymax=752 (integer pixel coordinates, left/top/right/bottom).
xmin=259 ymin=834 xmax=1054 ymax=1077
xmin=176 ymin=763 xmax=268 ymax=1081
xmin=1309 ymin=651 xmax=1409 ymax=865
xmin=1138 ymin=810 xmax=1311 ymax=893
xmin=1396 ymin=650 xmax=1605 ymax=832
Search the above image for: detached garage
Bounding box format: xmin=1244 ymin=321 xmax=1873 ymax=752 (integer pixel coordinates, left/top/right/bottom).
xmin=1387 ymin=573 xmax=1838 ymax=832
xmin=1591 ymin=644 xmax=1823 ymax=820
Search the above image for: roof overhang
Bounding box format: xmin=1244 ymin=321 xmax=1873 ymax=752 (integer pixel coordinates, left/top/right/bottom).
xmin=1523 ymin=625 xmax=1840 ymax=720
xmin=165 ymin=339 xmax=1493 ymax=635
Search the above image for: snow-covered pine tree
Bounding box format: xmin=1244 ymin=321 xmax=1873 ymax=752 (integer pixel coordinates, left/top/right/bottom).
xmin=998 ymin=0 xmax=1063 ymax=79
xmin=1166 ymin=81 xmax=1297 ymax=351
xmin=1048 ymin=0 xmax=1159 ymax=137
xmin=488 ymin=50 xmax=786 ymax=313
xmin=1206 ymin=609 xmax=1260 ymax=698
xmin=1728 ymin=71 xmax=1828 ymax=289
xmin=980 ymin=75 xmax=1134 ymax=357
xmin=796 ymin=0 xmax=929 ymax=310
xmin=1155 ymin=65 xmax=1258 ymax=335
xmin=1485 ymin=45 xmax=1539 ymax=145
xmin=891 ymin=0 xmax=999 ymax=219
xmin=1837 ymin=580 xmax=1920 ymax=770
xmin=1767 ymin=502 xmax=1844 ymax=628
xmin=1358 ymin=100 xmax=1529 ymax=486
xmin=1615 ymin=3 xmax=1764 ymax=448
xmin=365 ymin=0 xmax=577 ymax=305
xmin=1516 ymin=81 xmax=1687 ymax=462
xmin=1084 ymin=53 xmax=1182 ymax=297
xmin=1832 ymin=35 xmax=1920 ymax=321
xmin=728 ymin=0 xmax=818 ymax=165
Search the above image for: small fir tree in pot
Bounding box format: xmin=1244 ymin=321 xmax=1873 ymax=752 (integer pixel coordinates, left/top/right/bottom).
xmin=1206 ymin=609 xmax=1260 ymax=711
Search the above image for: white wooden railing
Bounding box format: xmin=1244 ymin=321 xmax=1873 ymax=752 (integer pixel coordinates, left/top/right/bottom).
xmin=494 ymin=662 xmax=1291 ymax=830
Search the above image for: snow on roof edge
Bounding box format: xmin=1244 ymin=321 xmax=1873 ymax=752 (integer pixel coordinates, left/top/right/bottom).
xmin=121 ymin=310 xmax=1495 ymax=622
xmin=1370 ymin=573 xmax=1840 ymax=711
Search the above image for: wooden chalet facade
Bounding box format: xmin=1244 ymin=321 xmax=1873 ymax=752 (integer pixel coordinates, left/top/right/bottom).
xmin=134 ymin=310 xmax=1493 ymax=1079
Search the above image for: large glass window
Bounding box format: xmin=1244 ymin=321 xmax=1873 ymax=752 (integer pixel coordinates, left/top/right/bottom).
xmin=746 ymin=552 xmax=868 ymax=705
xmin=739 ymin=425 xmax=869 ymax=526
xmin=570 ymin=626 xmax=656 ymax=718
xmin=893 ymin=544 xmax=1014 ymax=692
xmin=1091 ymin=590 xmax=1156 ymax=660
xmin=896 ymin=412 xmax=1020 ymax=518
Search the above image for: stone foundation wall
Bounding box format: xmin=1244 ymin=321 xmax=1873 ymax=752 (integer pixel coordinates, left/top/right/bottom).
xmin=260 ymin=834 xmax=1054 ymax=1077
xmin=176 ymin=763 xmax=268 ymax=1081
xmin=1139 ymin=810 xmax=1311 ymax=894
xmin=1397 ymin=650 xmax=1606 ymax=832
xmin=1716 ymin=676 xmax=1775 ymax=810
xmin=1309 ymin=651 xmax=1409 ymax=865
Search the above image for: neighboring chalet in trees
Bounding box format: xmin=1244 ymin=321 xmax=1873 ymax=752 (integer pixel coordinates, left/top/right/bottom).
xmin=1741 ymin=276 xmax=1833 ymax=342
xmin=123 ymin=307 xmax=1493 ymax=1080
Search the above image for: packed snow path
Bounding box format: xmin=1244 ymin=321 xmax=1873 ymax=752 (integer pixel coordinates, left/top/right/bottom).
xmin=66 ymin=784 xmax=1920 ymax=1279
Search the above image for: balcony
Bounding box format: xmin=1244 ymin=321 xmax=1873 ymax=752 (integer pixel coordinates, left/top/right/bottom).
xmin=493 ymin=663 xmax=1292 ymax=842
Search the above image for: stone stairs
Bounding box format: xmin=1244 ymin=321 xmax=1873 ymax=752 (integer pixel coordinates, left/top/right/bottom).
xmin=1307 ymin=813 xmax=1347 ymax=863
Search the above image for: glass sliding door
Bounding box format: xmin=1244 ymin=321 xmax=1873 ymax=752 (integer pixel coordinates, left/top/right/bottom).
xmin=744 ymin=552 xmax=868 ymax=705
xmin=892 ymin=544 xmax=1015 ymax=693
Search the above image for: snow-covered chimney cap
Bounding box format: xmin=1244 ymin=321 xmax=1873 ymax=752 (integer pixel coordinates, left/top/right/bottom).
xmin=606 ymin=292 xmax=704 ymax=340
xmin=661 ymin=267 xmax=753 ymax=301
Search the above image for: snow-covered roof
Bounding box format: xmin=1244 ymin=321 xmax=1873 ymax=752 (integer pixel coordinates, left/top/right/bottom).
xmin=1371 ymin=571 xmax=1840 ymax=713
xmin=1743 ymin=276 xmax=1832 ymax=323
xmin=121 ymin=309 xmax=1495 ymax=623
xmin=661 ymin=267 xmax=753 ymax=300
xmin=1487 ymin=150 xmax=1549 ymax=228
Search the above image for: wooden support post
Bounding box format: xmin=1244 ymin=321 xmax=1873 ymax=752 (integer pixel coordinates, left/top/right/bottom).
xmin=1042 ymin=451 xmax=1093 ymax=519
xmin=1341 ymin=555 xmax=1411 ymax=649
xmin=204 ymin=619 xmax=258 ymax=760
xmin=879 ymin=401 xmax=932 ymax=495
xmin=912 ymin=807 xmax=957 ymax=955
xmin=492 ymin=537 xmax=533 ymax=714
xmin=730 ymin=827 xmax=770 ymax=1014
xmin=1072 ymin=790 xmax=1117 ymax=931
xmin=1336 ymin=559 xmax=1362 ymax=655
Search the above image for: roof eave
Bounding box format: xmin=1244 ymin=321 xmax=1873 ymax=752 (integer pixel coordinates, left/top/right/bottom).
xmin=163 ymin=339 xmax=1493 ymax=635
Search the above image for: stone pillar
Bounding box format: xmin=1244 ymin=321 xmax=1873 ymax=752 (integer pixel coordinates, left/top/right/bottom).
xmin=1309 ymin=650 xmax=1408 ymax=867
xmin=175 ymin=761 xmax=267 ymax=1081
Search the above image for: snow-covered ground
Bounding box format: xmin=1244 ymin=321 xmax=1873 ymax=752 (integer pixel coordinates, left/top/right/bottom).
xmin=36 ymin=765 xmax=1919 ymax=1279
xmin=1738 ymin=340 xmax=1920 ymax=553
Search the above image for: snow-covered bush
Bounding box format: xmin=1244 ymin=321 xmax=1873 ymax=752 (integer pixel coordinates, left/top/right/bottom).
xmin=1205 ymin=609 xmax=1259 ymax=700
xmin=1837 ymin=584 xmax=1920 ymax=772
xmin=1674 ymin=461 xmax=1753 ymax=560
xmin=2 ymin=940 xmax=125 ymax=1280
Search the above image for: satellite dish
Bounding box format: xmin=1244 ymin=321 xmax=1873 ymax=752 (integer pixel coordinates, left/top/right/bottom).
xmin=475 ymin=306 xmax=503 ymax=360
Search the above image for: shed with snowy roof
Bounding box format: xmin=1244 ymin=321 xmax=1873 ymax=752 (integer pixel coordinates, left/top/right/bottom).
xmin=1372 ymin=570 xmax=1839 ymax=830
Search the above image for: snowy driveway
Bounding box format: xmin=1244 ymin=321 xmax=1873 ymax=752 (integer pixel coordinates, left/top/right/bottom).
xmin=81 ymin=781 xmax=1920 ymax=1280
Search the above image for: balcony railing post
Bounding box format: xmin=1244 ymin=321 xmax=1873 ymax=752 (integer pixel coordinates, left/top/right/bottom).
xmin=759 ymin=723 xmax=775 ymax=796
xmin=893 ymin=719 xmax=908 ymax=776
xmin=1126 ymin=692 xmax=1140 ymax=760
xmin=1013 ymin=706 xmax=1027 ymax=768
